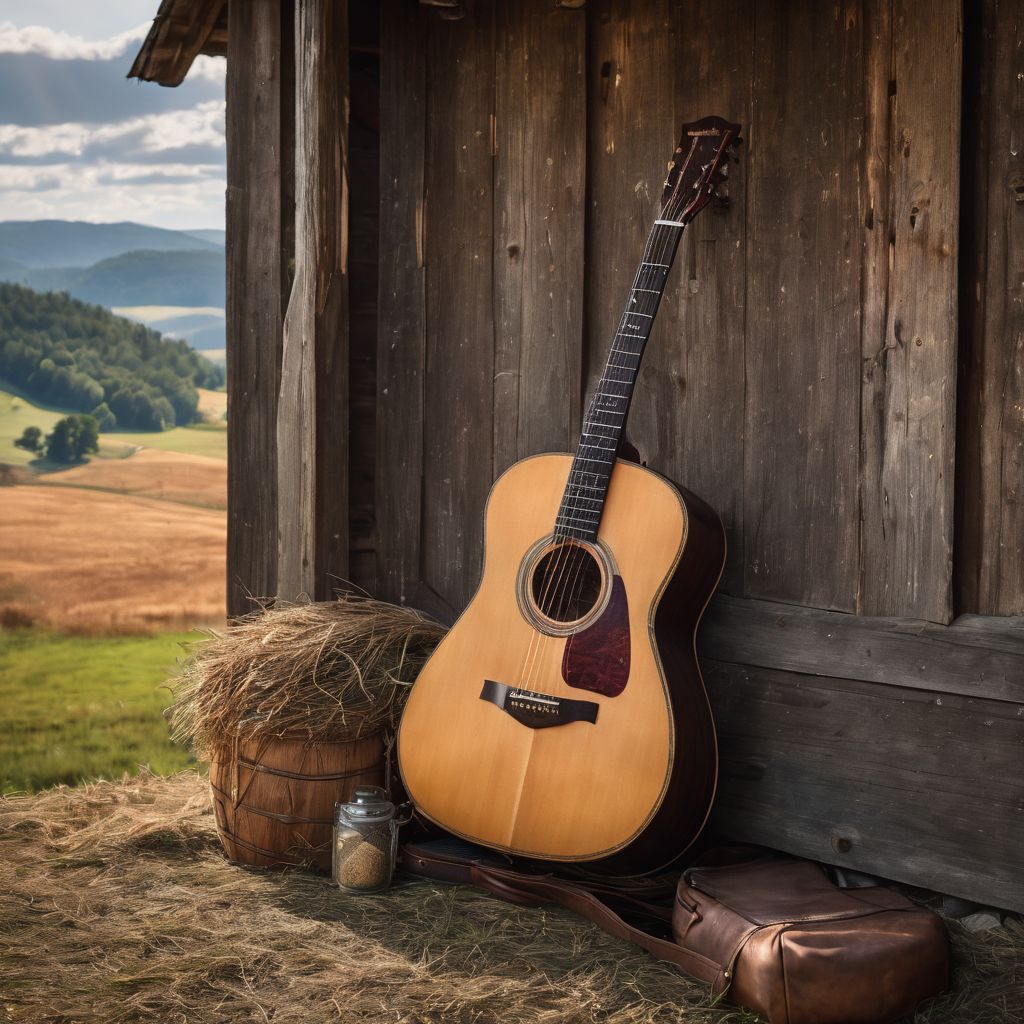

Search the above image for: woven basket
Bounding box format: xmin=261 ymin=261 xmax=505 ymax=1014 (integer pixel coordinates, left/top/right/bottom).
xmin=209 ymin=731 xmax=386 ymax=871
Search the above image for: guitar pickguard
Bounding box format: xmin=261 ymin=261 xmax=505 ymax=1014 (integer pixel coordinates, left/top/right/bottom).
xmin=561 ymin=574 xmax=631 ymax=697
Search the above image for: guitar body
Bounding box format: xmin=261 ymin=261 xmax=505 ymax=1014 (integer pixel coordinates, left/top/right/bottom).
xmin=397 ymin=453 xmax=726 ymax=874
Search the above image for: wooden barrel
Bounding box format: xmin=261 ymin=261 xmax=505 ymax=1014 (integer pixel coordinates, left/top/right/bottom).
xmin=209 ymin=731 xmax=385 ymax=872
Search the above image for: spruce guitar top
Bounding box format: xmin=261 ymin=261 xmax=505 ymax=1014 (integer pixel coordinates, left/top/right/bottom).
xmin=398 ymin=117 xmax=742 ymax=874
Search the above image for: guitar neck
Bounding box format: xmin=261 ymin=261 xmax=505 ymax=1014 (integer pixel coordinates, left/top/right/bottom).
xmin=554 ymin=216 xmax=688 ymax=541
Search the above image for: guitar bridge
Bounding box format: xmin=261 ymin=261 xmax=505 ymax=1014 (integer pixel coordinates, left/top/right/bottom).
xmin=480 ymin=680 xmax=599 ymax=730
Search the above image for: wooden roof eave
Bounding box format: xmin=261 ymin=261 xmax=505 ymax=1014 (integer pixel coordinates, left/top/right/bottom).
xmin=127 ymin=0 xmax=226 ymax=87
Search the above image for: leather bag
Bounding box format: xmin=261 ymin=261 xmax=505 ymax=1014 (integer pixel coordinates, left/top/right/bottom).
xmin=674 ymin=856 xmax=949 ymax=1024
xmin=402 ymin=840 xmax=949 ymax=1024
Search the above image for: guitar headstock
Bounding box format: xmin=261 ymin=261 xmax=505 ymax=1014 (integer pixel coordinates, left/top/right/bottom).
xmin=662 ymin=116 xmax=742 ymax=222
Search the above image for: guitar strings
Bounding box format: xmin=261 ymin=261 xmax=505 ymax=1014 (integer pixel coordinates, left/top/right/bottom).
xmin=520 ymin=194 xmax=687 ymax=693
xmin=517 ymin=190 xmax=689 ymax=696
xmin=555 ymin=197 xmax=688 ymax=655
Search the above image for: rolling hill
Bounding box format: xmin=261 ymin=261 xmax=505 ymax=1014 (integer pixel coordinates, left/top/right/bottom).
xmin=13 ymin=249 xmax=226 ymax=309
xmin=0 ymin=221 xmax=226 ymax=349
xmin=0 ymin=220 xmax=223 ymax=269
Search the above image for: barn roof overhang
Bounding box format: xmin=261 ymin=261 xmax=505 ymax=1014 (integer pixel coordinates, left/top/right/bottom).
xmin=127 ymin=0 xmax=227 ymax=87
xmin=128 ymin=0 xmax=477 ymax=86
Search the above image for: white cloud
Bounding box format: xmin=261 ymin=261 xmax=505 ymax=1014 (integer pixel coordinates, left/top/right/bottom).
xmin=0 ymin=159 xmax=225 ymax=229
xmin=0 ymin=20 xmax=150 ymax=60
xmin=0 ymin=102 xmax=225 ymax=160
xmin=188 ymin=55 xmax=226 ymax=84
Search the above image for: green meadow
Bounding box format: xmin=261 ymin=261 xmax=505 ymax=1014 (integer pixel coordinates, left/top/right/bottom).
xmin=0 ymin=389 xmax=65 ymax=466
xmin=0 ymin=631 xmax=197 ymax=794
xmin=0 ymin=385 xmax=226 ymax=466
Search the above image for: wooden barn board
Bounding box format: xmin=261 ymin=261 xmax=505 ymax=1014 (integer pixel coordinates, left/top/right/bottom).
xmin=586 ymin=0 xmax=751 ymax=597
xmin=859 ymin=0 xmax=961 ymax=622
xmin=706 ymin=659 xmax=1024 ymax=913
xmin=348 ymin=46 xmax=382 ymax=594
xmin=742 ymin=0 xmax=862 ymax=611
xmin=128 ymin=0 xmax=225 ymax=86
xmin=226 ymin=0 xmax=289 ymax=616
xmin=662 ymin=0 xmax=750 ymax=595
xmin=492 ymin=0 xmax=586 ymax=476
xmin=700 ymin=594 xmax=1024 ymax=705
xmin=421 ymin=5 xmax=496 ymax=615
xmin=377 ymin=0 xmax=431 ymax=610
xmin=585 ymin=0 xmax=675 ymax=451
xmin=277 ymin=0 xmax=349 ymax=602
xmin=957 ymin=0 xmax=1024 ymax=616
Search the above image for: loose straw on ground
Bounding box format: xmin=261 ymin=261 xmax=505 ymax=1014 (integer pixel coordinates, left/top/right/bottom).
xmin=1 ymin=773 xmax=1021 ymax=1024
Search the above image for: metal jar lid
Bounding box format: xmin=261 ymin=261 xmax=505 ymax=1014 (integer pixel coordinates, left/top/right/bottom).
xmin=336 ymin=785 xmax=395 ymax=824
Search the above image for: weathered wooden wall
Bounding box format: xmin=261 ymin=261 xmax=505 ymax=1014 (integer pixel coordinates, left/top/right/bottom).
xmin=224 ymin=0 xmax=1024 ymax=910
xmin=368 ymin=0 xmax=1024 ymax=911
xmin=376 ymin=0 xmax=964 ymax=625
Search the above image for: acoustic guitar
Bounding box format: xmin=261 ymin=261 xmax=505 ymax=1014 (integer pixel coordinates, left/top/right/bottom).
xmin=398 ymin=117 xmax=741 ymax=874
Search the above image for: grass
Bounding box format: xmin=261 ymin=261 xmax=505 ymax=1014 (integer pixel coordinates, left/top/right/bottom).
xmin=0 ymin=384 xmax=226 ymax=465
xmin=0 ymin=630 xmax=195 ymax=794
xmin=0 ymin=389 xmax=64 ymax=466
xmin=105 ymin=421 xmax=226 ymax=460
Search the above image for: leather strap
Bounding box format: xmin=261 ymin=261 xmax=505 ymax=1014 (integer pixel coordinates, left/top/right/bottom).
xmin=469 ymin=864 xmax=722 ymax=984
xmin=401 ymin=843 xmax=722 ymax=985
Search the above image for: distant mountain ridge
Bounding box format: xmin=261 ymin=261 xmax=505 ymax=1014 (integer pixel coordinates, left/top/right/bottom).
xmin=0 ymin=222 xmax=226 ymax=349
xmin=11 ymin=250 xmax=225 ymax=309
xmin=0 ymin=220 xmax=223 ymax=269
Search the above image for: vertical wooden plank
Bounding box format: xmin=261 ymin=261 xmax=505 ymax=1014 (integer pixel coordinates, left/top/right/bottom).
xmin=586 ymin=0 xmax=675 ymax=442
xmin=377 ymin=0 xmax=428 ymax=608
xmin=743 ymin=1 xmax=862 ymax=611
xmin=422 ymin=4 xmax=495 ymax=614
xmin=957 ymin=0 xmax=1024 ymax=616
xmin=859 ymin=0 xmax=961 ymax=622
xmin=311 ymin=0 xmax=350 ymax=600
xmin=277 ymin=0 xmax=349 ymax=602
xmin=348 ymin=47 xmax=381 ymax=594
xmin=492 ymin=0 xmax=586 ymax=476
xmin=631 ymin=0 xmax=751 ymax=595
xmin=226 ymin=0 xmax=287 ymax=616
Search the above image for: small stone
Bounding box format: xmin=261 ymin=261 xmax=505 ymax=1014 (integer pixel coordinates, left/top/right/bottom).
xmin=961 ymin=912 xmax=1003 ymax=933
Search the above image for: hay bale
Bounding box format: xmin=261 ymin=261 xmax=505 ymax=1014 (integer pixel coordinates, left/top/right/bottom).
xmin=168 ymin=596 xmax=446 ymax=871
xmin=169 ymin=596 xmax=446 ymax=754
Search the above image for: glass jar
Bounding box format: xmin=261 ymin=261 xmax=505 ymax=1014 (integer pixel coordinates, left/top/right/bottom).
xmin=332 ymin=785 xmax=399 ymax=893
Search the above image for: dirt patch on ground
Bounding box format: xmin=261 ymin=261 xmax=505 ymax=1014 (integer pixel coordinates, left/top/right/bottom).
xmin=0 ymin=485 xmax=225 ymax=633
xmin=0 ymin=773 xmax=1020 ymax=1024
xmin=42 ymin=448 xmax=226 ymax=510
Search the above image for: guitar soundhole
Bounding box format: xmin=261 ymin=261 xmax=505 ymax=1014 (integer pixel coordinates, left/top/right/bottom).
xmin=530 ymin=542 xmax=604 ymax=625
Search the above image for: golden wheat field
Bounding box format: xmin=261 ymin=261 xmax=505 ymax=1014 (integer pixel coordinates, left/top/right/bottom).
xmin=41 ymin=448 xmax=226 ymax=509
xmin=0 ymin=480 xmax=225 ymax=633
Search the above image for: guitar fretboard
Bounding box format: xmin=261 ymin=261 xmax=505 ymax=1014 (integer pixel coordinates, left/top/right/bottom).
xmin=554 ymin=221 xmax=687 ymax=541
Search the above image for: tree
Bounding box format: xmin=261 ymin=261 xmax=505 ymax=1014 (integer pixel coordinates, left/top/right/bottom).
xmin=91 ymin=401 xmax=117 ymax=431
xmin=44 ymin=414 xmax=99 ymax=463
xmin=14 ymin=425 xmax=44 ymax=453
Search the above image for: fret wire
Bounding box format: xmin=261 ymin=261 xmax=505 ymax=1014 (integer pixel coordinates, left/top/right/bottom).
xmin=556 ymin=208 xmax=687 ymax=539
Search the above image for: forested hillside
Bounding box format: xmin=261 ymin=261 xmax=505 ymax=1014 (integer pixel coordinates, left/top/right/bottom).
xmin=0 ymin=284 xmax=223 ymax=431
xmin=4 ymin=250 xmax=225 ymax=308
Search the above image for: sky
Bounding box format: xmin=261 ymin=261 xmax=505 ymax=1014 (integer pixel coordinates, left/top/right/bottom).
xmin=0 ymin=1 xmax=225 ymax=230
